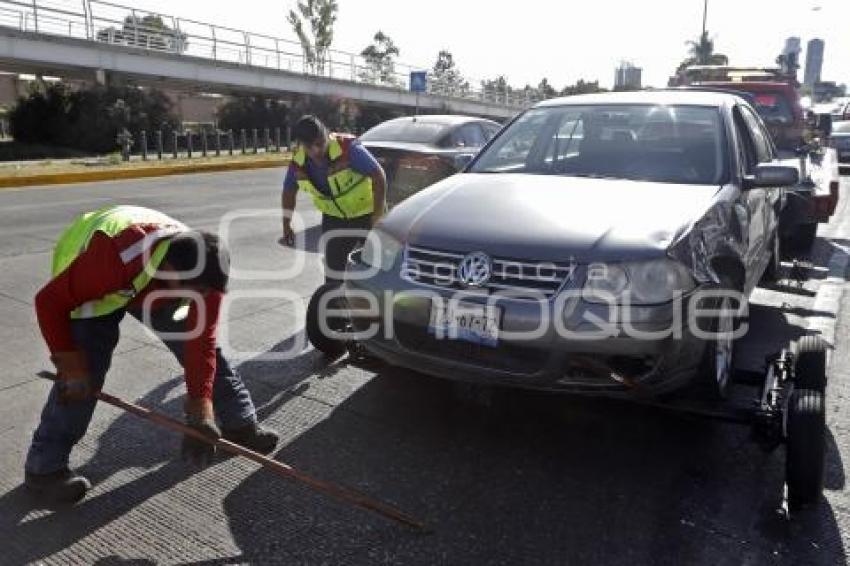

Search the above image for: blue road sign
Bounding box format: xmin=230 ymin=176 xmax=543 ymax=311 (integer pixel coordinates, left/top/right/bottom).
xmin=410 ymin=71 xmax=428 ymax=93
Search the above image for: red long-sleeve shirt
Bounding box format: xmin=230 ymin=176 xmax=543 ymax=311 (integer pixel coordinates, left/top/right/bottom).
xmin=35 ymin=229 xmax=221 ymax=399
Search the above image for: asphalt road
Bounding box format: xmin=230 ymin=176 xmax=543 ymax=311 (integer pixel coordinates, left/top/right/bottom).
xmin=0 ymin=169 xmax=849 ymax=565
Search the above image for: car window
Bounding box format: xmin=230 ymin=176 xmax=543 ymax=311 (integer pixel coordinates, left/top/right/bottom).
xmin=360 ymin=121 xmax=448 ymax=144
xmin=482 ymin=123 xmax=501 ymax=140
xmin=751 ymin=92 xmax=795 ymax=126
xmin=733 ymin=107 xmax=758 ymax=174
xmin=451 ymin=123 xmax=487 ymax=148
xmin=740 ymin=107 xmax=772 ymax=163
xmin=470 ymin=104 xmax=727 ymax=185
xmin=550 ymin=117 xmax=584 ymax=161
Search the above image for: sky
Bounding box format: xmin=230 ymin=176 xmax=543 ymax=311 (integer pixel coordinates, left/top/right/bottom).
xmin=110 ymin=0 xmax=848 ymax=90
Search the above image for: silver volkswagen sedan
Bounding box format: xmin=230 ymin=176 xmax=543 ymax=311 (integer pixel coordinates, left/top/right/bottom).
xmin=341 ymin=91 xmax=799 ymax=399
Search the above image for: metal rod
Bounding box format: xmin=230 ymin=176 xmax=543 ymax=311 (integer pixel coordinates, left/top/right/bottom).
xmin=36 ymin=371 xmax=426 ymax=530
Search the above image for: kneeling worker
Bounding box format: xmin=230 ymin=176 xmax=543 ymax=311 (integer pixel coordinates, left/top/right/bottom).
xmin=25 ymin=205 xmax=279 ymax=502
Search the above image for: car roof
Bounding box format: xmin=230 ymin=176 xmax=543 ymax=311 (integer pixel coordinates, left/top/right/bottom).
xmin=381 ymin=115 xmax=498 ymax=126
xmin=535 ymin=90 xmax=740 ymax=109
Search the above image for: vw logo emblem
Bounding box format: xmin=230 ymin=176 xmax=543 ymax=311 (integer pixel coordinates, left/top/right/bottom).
xmin=458 ymin=252 xmax=492 ymax=288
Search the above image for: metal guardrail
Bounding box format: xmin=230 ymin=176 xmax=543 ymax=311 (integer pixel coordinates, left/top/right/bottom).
xmin=0 ymin=0 xmax=536 ymax=109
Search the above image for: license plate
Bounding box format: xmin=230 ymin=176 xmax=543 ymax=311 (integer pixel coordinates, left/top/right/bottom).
xmin=428 ymin=302 xmax=500 ymax=347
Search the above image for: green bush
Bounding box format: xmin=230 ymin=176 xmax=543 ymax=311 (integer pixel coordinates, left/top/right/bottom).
xmin=10 ymin=83 xmax=179 ymax=153
xmin=217 ymin=96 xmax=289 ymax=133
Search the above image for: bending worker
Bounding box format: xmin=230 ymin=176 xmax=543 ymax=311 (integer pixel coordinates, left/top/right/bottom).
xmin=25 ymin=205 xmax=279 ymax=503
xmin=281 ymin=115 xmax=387 ymax=283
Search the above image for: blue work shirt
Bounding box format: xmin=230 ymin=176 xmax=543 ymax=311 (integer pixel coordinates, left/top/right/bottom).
xmin=283 ymin=140 xmax=381 ymax=196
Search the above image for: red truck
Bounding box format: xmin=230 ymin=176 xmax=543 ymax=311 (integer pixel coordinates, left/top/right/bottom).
xmin=698 ymin=81 xmax=805 ymax=151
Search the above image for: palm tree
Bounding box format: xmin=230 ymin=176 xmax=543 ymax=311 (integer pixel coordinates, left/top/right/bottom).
xmin=677 ymin=31 xmax=728 ymax=73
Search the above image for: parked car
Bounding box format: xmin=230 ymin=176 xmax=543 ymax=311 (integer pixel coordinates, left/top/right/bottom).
xmin=342 ymin=91 xmax=798 ymax=399
xmin=829 ymin=120 xmax=850 ymax=165
xmin=359 ymin=115 xmax=501 ymax=206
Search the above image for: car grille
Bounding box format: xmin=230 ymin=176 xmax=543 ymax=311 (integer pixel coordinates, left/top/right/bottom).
xmin=401 ymin=245 xmax=576 ymax=299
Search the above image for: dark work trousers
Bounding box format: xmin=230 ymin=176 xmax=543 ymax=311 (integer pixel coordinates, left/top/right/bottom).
xmin=321 ymin=213 xmax=372 ymax=284
xmin=25 ymin=300 xmax=257 ymax=475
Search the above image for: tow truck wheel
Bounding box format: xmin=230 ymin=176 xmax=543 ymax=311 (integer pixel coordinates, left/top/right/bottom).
xmin=785 ymin=223 xmax=818 ymax=255
xmin=306 ymin=282 xmax=348 ymax=358
xmin=794 ymin=335 xmax=828 ymax=393
xmin=786 ymin=388 xmax=826 ymax=511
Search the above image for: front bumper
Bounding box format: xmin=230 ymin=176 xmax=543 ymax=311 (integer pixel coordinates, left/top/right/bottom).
xmin=344 ymin=259 xmax=709 ymax=398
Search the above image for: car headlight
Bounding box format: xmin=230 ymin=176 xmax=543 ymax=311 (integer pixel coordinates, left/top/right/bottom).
xmin=360 ymin=229 xmax=402 ymax=272
xmin=583 ymin=260 xmax=695 ymax=305
xmin=584 ymin=263 xmax=629 ymax=302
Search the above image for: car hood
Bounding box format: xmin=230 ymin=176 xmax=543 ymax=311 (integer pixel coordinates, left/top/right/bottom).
xmin=381 ymin=173 xmax=723 ymax=263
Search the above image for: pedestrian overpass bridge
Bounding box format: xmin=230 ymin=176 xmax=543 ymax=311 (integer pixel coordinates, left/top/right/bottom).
xmin=0 ymin=0 xmax=528 ymax=120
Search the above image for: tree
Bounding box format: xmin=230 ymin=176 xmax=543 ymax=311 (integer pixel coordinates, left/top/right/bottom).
xmin=287 ymin=0 xmax=339 ymax=75
xmin=430 ymin=50 xmax=469 ymax=97
xmin=481 ymin=75 xmax=512 ymax=101
xmin=537 ymin=78 xmax=557 ymax=100
xmin=559 ymin=79 xmax=606 ymax=97
xmin=218 ymin=96 xmax=289 ymax=132
xmin=96 ymin=15 xmax=187 ymax=53
xmin=360 ymin=31 xmax=400 ymax=86
xmin=776 ymin=52 xmax=800 ymax=79
xmin=10 ymin=84 xmax=178 ymax=153
xmin=676 ymin=31 xmax=728 ymax=73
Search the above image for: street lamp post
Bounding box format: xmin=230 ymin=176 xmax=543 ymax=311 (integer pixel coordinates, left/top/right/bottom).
xmin=702 ymin=0 xmax=708 ymax=36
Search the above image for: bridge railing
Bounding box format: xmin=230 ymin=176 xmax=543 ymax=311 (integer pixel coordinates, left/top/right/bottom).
xmin=0 ymin=0 xmax=538 ymax=109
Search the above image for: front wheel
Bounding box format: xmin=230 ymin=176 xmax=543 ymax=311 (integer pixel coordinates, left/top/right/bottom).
xmin=306 ymin=282 xmax=349 ymax=358
xmin=761 ymin=233 xmax=782 ymax=284
xmin=696 ymin=294 xmax=737 ymax=400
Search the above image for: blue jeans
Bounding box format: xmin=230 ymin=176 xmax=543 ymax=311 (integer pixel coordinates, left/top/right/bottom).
xmin=26 ymin=302 xmax=257 ymax=475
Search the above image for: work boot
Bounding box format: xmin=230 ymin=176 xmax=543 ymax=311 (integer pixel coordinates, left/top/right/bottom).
xmin=222 ymin=423 xmax=279 ymax=455
xmin=24 ymin=468 xmax=91 ymax=503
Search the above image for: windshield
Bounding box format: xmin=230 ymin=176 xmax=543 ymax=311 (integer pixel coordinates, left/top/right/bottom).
xmin=360 ymin=120 xmax=448 ymax=144
xmin=751 ymin=93 xmax=795 ymax=125
xmin=469 ymin=104 xmax=727 ymax=185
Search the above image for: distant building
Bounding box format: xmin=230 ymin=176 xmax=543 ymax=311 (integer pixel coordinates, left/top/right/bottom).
xmin=615 ymin=62 xmax=642 ymax=90
xmin=780 ymin=37 xmax=801 ymax=78
xmin=804 ymin=38 xmax=825 ymax=87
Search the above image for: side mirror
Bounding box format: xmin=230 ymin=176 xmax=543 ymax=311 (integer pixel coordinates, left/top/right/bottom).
xmin=453 ymin=153 xmax=475 ymax=171
xmin=744 ymin=164 xmax=799 ymax=189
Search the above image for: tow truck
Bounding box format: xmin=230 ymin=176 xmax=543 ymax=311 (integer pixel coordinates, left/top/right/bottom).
xmin=674 ymin=65 xmax=841 ymax=254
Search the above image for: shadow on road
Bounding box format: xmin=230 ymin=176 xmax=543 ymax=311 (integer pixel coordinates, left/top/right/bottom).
xmin=0 ymin=333 xmax=324 ymax=565
xmin=220 ymin=359 xmax=846 ymax=565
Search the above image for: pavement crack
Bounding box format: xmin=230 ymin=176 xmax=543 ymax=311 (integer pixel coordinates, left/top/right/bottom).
xmin=0 ymin=291 xmax=32 ymax=307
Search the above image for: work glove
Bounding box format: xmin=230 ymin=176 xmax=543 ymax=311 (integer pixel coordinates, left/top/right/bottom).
xmin=52 ymin=351 xmax=93 ymax=404
xmin=182 ymin=398 xmax=221 ymax=467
